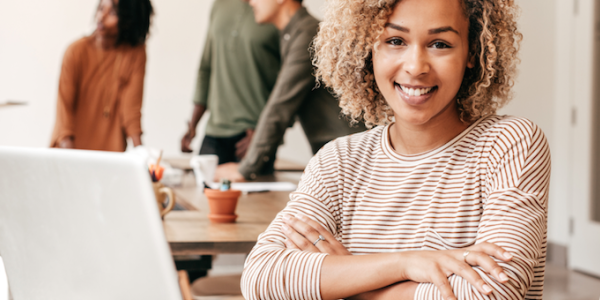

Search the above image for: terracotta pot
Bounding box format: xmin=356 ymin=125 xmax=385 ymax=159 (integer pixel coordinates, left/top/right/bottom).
xmin=204 ymin=188 xmax=241 ymax=223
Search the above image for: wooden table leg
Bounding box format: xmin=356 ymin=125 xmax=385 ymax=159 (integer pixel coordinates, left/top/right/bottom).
xmin=178 ymin=270 xmax=194 ymax=300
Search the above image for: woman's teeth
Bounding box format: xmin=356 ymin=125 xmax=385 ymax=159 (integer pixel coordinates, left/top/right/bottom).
xmin=401 ymin=85 xmax=433 ymax=97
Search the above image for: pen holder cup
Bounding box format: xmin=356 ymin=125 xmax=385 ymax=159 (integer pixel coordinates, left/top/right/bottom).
xmin=204 ymin=188 xmax=241 ymax=223
xmin=152 ymin=182 xmax=176 ymax=219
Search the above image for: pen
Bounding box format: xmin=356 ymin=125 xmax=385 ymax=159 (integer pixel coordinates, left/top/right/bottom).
xmin=248 ymin=190 xmax=269 ymax=193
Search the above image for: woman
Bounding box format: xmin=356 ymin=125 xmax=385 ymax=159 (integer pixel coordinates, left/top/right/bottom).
xmin=51 ymin=0 xmax=153 ymax=151
xmin=241 ymin=0 xmax=549 ymax=299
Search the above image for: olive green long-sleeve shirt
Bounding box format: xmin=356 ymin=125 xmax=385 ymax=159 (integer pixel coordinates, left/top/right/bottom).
xmin=238 ymin=7 xmax=366 ymax=179
xmin=194 ymin=0 xmax=281 ymax=138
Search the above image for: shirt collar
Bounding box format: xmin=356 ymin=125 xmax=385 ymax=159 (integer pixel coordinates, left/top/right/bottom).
xmin=281 ymin=6 xmax=309 ymax=38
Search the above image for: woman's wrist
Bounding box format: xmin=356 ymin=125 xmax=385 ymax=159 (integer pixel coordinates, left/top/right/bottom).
xmin=130 ymin=134 xmax=142 ymax=147
xmin=394 ymin=251 xmax=410 ymax=282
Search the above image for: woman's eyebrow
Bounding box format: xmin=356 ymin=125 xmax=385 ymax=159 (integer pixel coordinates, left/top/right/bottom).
xmin=385 ymin=23 xmax=409 ymax=32
xmin=384 ymin=23 xmax=459 ymax=35
xmin=428 ymin=26 xmax=459 ymax=35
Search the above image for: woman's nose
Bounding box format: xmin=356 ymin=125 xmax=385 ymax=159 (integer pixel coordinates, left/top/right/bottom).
xmin=98 ymin=8 xmax=108 ymax=21
xmin=403 ymin=47 xmax=430 ymax=76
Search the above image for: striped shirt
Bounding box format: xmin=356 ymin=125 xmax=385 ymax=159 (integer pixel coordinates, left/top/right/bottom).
xmin=241 ymin=115 xmax=550 ymax=300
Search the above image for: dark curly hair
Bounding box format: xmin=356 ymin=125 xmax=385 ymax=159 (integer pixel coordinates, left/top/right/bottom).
xmin=114 ymin=0 xmax=154 ymax=47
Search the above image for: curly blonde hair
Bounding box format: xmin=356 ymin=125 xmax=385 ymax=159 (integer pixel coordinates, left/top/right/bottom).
xmin=313 ymin=0 xmax=522 ymax=127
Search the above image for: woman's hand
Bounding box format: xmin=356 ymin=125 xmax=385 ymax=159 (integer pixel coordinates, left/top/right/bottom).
xmin=281 ymin=214 xmax=351 ymax=255
xmin=181 ymin=121 xmax=196 ymax=153
xmin=214 ymin=162 xmax=246 ymax=182
xmin=397 ymin=242 xmax=513 ymax=299
xmin=235 ymin=128 xmax=255 ymax=159
xmin=58 ymin=136 xmax=74 ymax=149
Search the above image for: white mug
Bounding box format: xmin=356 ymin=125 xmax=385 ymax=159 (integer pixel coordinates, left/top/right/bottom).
xmin=190 ymin=155 xmax=218 ymax=187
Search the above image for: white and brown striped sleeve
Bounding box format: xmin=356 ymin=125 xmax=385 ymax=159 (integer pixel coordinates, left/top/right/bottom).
xmin=241 ymin=151 xmax=338 ymax=300
xmin=415 ymin=119 xmax=550 ymax=300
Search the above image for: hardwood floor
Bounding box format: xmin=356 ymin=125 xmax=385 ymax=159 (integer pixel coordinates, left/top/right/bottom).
xmin=545 ymin=263 xmax=600 ymax=300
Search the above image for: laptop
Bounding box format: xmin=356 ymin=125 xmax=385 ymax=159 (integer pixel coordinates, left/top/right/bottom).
xmin=0 ymin=147 xmax=182 ymax=300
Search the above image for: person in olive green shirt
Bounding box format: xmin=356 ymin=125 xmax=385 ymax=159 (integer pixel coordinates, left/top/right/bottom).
xmin=181 ymin=0 xmax=281 ymax=166
xmin=214 ymin=0 xmax=366 ymax=182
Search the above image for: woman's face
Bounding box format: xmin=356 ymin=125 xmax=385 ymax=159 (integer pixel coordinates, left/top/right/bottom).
xmin=96 ymin=0 xmax=119 ymax=38
xmin=373 ymin=0 xmax=473 ymax=126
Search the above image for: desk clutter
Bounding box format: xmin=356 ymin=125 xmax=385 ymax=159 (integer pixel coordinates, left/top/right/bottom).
xmin=205 ymin=182 xmax=241 ymax=223
xmin=162 ymin=155 xmax=298 ymax=193
xmin=216 ymin=181 xmax=297 ymax=193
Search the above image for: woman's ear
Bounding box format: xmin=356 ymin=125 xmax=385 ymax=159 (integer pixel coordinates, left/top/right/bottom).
xmin=467 ymin=51 xmax=475 ymax=69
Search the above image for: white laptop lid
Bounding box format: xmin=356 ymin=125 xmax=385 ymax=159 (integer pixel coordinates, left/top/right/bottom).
xmin=0 ymin=147 xmax=182 ymax=300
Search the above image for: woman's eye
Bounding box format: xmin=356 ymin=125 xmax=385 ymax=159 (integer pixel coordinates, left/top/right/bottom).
xmin=431 ymin=41 xmax=451 ymax=49
xmin=387 ymin=38 xmax=405 ymax=46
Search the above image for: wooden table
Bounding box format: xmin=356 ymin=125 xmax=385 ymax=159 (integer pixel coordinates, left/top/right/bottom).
xmin=163 ymin=174 xmax=297 ymax=255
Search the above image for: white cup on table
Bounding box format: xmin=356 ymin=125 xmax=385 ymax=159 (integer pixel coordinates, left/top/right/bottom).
xmin=190 ymin=155 xmax=219 ymax=188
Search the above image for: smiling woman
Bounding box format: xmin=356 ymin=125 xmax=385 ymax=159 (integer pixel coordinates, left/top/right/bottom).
xmin=314 ymin=0 xmax=520 ymax=128
xmin=241 ymin=0 xmax=549 ymax=300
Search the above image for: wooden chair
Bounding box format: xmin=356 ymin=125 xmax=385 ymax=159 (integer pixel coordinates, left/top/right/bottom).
xmin=179 ymin=272 xmax=244 ymax=300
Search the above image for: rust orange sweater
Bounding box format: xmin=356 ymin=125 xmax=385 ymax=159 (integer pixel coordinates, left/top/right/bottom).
xmin=50 ymin=35 xmax=146 ymax=152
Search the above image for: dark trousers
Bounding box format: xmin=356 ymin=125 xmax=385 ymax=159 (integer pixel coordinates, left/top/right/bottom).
xmin=199 ymin=132 xmax=247 ymax=164
xmin=184 ymin=132 xmax=248 ymax=283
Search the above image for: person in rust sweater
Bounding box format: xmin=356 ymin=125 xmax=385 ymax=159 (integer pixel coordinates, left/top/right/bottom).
xmin=50 ymin=0 xmax=153 ymax=151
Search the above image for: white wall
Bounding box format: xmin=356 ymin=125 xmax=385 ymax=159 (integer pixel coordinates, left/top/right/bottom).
xmin=0 ymin=0 xmax=570 ymax=273
xmin=0 ymin=0 xmax=323 ymax=165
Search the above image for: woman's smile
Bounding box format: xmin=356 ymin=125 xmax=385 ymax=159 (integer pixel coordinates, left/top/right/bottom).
xmin=395 ymin=83 xmax=438 ymax=106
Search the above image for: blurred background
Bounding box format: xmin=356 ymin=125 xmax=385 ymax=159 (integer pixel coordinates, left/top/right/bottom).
xmin=1 ymin=0 xmax=600 ymax=298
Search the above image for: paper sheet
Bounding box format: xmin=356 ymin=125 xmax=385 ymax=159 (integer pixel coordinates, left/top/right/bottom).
xmin=209 ymin=182 xmax=297 ymax=193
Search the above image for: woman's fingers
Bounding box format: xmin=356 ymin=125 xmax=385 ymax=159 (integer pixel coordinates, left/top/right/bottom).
xmin=283 ymin=215 xmax=322 ymax=243
xmin=464 ymin=251 xmax=509 ymax=283
xmin=463 ymin=242 xmax=512 ymax=283
xmin=284 ymin=237 xmax=300 ymax=250
xmin=291 ymin=214 xmax=351 ymax=255
xmin=471 ymin=242 xmax=513 ymax=262
xmin=281 ymin=222 xmax=320 ymax=252
xmin=431 ymin=271 xmax=457 ymax=300
xmin=281 ymin=214 xmax=351 ymax=255
xmin=444 ymin=258 xmax=493 ymax=295
xmin=295 ymin=214 xmax=337 ymax=241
